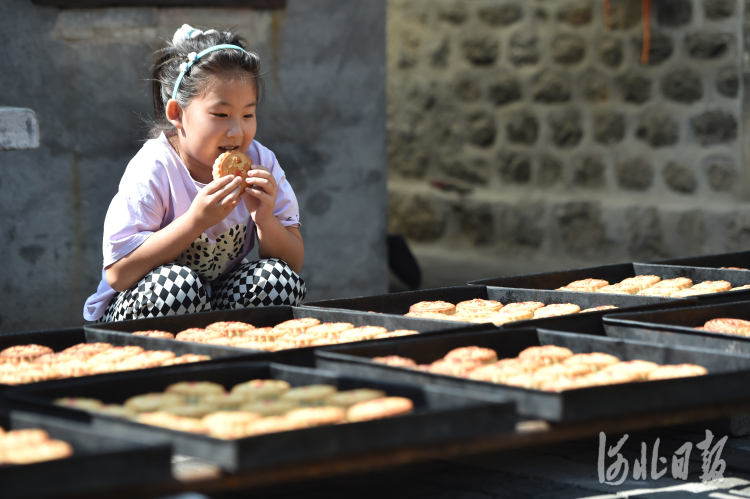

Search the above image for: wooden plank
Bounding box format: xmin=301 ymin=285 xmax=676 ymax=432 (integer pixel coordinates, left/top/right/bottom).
xmin=66 ymin=399 xmax=750 ymax=499
xmin=31 ymin=0 xmax=286 ymax=9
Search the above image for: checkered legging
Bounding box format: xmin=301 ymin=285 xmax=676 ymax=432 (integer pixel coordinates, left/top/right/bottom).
xmin=101 ymin=258 xmax=305 ymax=322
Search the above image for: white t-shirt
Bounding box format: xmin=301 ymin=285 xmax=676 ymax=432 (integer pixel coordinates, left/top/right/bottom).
xmin=83 ymin=133 xmax=300 ymax=321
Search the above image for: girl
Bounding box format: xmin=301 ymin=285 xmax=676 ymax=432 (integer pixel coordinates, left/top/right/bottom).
xmin=83 ymin=25 xmax=305 ymax=322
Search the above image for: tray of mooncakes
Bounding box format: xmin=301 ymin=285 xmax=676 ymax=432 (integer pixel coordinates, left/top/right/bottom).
xmin=603 ymin=300 xmax=750 ymax=355
xmin=0 ymin=327 xmax=235 ymax=399
xmin=84 ymin=306 xmax=486 ymax=368
xmin=0 ymin=409 xmax=172 ymax=499
xmin=305 ymin=285 xmax=695 ymax=333
xmin=467 ymin=262 xmax=750 ymax=305
xmin=3 ymin=360 xmax=515 ymax=472
xmin=313 ymin=326 xmax=750 ymax=422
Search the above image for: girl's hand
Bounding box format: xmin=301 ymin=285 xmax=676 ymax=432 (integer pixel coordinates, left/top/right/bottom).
xmin=188 ymin=175 xmax=243 ymax=230
xmin=244 ymin=166 xmax=278 ymax=226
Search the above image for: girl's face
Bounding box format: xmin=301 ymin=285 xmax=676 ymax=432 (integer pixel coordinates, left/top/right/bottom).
xmin=171 ymin=75 xmax=258 ymax=182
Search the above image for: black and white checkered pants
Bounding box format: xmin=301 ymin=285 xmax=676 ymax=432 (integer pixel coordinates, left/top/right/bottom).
xmin=101 ymin=258 xmax=305 ymax=322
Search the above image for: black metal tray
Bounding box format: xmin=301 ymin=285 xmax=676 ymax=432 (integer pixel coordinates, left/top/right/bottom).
xmin=314 ymin=327 xmax=750 ymax=422
xmin=603 ymin=300 xmax=750 ymax=355
xmin=649 ymin=250 xmax=750 ymax=268
xmin=84 ymin=306 xmax=484 ymax=367
xmin=305 ymin=285 xmax=695 ymax=334
xmin=0 ymin=410 xmax=172 ymax=499
xmin=4 ymin=361 xmax=515 ymax=472
xmin=467 ymin=262 xmax=750 ymax=306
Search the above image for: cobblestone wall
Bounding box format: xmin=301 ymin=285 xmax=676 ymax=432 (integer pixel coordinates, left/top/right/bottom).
xmin=387 ymin=0 xmax=748 ymax=270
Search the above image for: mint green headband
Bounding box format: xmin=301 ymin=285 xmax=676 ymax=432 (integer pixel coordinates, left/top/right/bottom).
xmin=171 ymin=44 xmax=248 ymax=100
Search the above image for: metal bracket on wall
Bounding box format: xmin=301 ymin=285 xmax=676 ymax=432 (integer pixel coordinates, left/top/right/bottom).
xmin=31 ymin=0 xmax=286 ymax=8
xmin=0 ymin=107 xmax=39 ymax=151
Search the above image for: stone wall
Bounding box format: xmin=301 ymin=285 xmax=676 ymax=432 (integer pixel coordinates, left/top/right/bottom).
xmin=387 ymin=0 xmax=749 ymax=277
xmin=0 ymin=1 xmax=387 ymax=333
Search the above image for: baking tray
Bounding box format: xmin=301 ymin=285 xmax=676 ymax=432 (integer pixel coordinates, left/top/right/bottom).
xmin=305 ymin=285 xmax=695 ymax=334
xmin=4 ymin=360 xmax=515 ymax=472
xmin=314 ymin=327 xmax=750 ymax=422
xmin=467 ymin=262 xmax=750 ymax=306
xmin=603 ymin=300 xmax=750 ymax=355
xmin=0 ymin=410 xmax=172 ymax=499
xmin=649 ymin=250 xmax=750 ymax=269
xmin=84 ymin=305 xmax=484 ymax=367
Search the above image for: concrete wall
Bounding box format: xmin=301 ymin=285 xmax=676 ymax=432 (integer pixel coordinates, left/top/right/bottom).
xmin=0 ymin=1 xmax=387 ymax=333
xmin=387 ymin=0 xmax=750 ymax=282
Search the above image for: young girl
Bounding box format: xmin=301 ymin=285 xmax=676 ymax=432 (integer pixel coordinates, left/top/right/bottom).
xmin=83 ymin=25 xmax=305 ymax=322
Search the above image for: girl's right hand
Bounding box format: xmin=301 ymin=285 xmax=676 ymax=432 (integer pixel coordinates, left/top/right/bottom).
xmin=187 ymin=175 xmax=243 ymax=230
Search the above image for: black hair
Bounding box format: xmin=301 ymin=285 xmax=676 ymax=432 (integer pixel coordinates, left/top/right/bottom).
xmin=148 ymin=28 xmax=264 ymax=139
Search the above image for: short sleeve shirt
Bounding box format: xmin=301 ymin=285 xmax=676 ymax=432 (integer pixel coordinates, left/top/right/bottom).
xmin=83 ymin=133 xmax=300 ymax=321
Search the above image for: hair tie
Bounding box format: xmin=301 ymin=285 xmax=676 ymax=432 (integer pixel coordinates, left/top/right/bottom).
xmin=171 ymin=43 xmax=249 ymax=100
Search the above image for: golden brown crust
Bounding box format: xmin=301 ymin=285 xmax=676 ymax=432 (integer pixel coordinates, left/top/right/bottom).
xmin=346 ymin=397 xmax=413 ymax=422
xmin=409 ymin=301 xmax=456 ymax=315
xmin=647 ymin=364 xmax=708 ymax=380
xmin=703 ymin=318 xmax=750 ymax=336
xmin=132 ymin=330 xmax=175 ymax=339
xmin=557 ymin=278 xmax=609 ymax=292
xmin=212 ymin=151 xmax=253 ymax=191
xmin=579 ymin=305 xmax=618 ymax=313
xmin=372 ymin=355 xmax=418 ymax=368
xmin=533 ymin=303 xmax=581 ymax=318
xmin=444 ymin=346 xmax=498 ymax=364
xmin=455 ymin=299 xmax=503 ymax=313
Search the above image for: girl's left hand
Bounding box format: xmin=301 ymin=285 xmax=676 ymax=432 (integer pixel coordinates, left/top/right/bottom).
xmin=244 ymin=166 xmax=278 ymax=226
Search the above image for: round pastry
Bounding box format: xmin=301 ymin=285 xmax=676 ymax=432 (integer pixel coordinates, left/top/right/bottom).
xmin=601 ymin=360 xmax=659 ymax=379
xmin=162 ymin=354 xmax=212 ymax=366
xmin=730 ymin=285 xmax=750 ymax=292
xmin=598 ymin=283 xmax=640 ymax=295
xmin=241 ymin=327 xmax=283 ymax=341
xmin=203 ymin=411 xmax=262 ymax=439
xmin=137 ymin=412 xmax=208 ymax=434
xmin=245 ymin=415 xmax=309 ymax=436
xmin=444 ymin=346 xmax=498 ymax=364
xmin=455 ymin=299 xmax=503 ymax=313
xmin=274 ymin=318 xmax=321 ymax=333
xmin=338 ymin=326 xmax=389 ymax=342
xmin=428 ymin=358 xmax=480 ymax=376
xmin=175 ymin=328 xmax=224 ymax=343
xmin=518 ymin=345 xmax=574 ymax=364
xmin=60 ymin=343 xmax=113 ymax=358
xmin=579 ymin=368 xmax=640 ymax=386
xmin=691 ymin=280 xmax=732 ymax=293
xmin=54 ymin=397 xmax=104 ymax=411
xmin=205 ymin=321 xmax=254 ymax=338
xmin=563 ymin=352 xmax=620 ymax=369
xmin=163 ymin=403 xmax=217 ymax=419
xmin=117 ymin=351 xmax=176 ymax=370
xmin=124 ymin=393 xmax=186 ymax=413
xmin=52 ymin=360 xmax=92 ymax=377
xmin=703 ymin=318 xmax=750 ymax=336
xmin=579 ymin=305 xmax=618 ymax=313
xmin=499 ymin=302 xmax=545 ymax=313
xmin=0 ymin=429 xmax=50 ymax=448
xmin=481 ymin=310 xmax=535 ymax=325
xmin=1 ymin=344 xmax=54 ymax=364
xmin=202 ymin=392 xmax=248 ymax=410
xmin=647 ymin=364 xmax=708 ymax=380
xmin=557 ymin=278 xmax=609 ymax=292
xmin=533 ymin=363 xmax=592 ymax=380
xmin=373 ymin=330 xmax=419 ymax=339
xmin=132 ymin=330 xmax=175 ymax=339
xmin=620 ymin=275 xmax=661 ymax=291
xmin=325 ymin=389 xmax=387 ymax=408
xmin=346 ymin=397 xmax=414 ymax=422
xmin=240 ymin=398 xmax=299 ymax=416
xmin=305 ymin=322 xmax=355 ymax=338
xmin=89 ymin=346 xmax=144 ymax=364
xmin=281 ymin=384 xmax=338 ymax=406
xmin=204 ymin=337 xmax=239 ymax=346
xmin=403 ymin=311 xmax=450 ymax=320
xmin=212 ymin=150 xmax=253 ymax=191
xmin=670 ymin=288 xmax=707 ymax=298
xmin=231 ymin=379 xmax=291 ymax=400
xmin=165 ymin=381 xmax=225 ymax=402
xmin=638 ymin=287 xmax=683 ymax=297
xmin=88 ymin=404 xmax=137 ymax=419
xmin=467 ymin=364 xmax=507 ymax=383
xmin=409 ymin=301 xmax=456 ymax=315
xmin=650 ymin=277 xmax=693 ymax=291
xmin=533 ymin=303 xmax=581 ymax=319
xmin=721 ymin=267 xmax=749 ymax=270
xmin=371 ymin=355 xmax=418 ymax=368
xmin=501 ymin=373 xmax=537 ymax=389
xmin=286 ymin=406 xmax=347 ymax=426
xmin=2 ymin=439 xmax=74 ymax=464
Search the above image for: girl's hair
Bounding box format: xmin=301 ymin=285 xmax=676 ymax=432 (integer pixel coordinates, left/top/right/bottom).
xmin=149 ymin=29 xmax=264 ymax=139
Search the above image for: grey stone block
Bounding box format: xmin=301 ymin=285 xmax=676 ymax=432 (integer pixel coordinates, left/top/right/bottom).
xmin=538 ymin=155 xmax=563 ymax=186
xmin=557 ymin=1 xmax=593 ymax=26
xmin=488 ymin=74 xmax=521 ymax=106
xmin=656 ymin=0 xmax=692 ymax=27
xmin=509 ymin=31 xmax=539 ymax=66
xmin=551 ymin=34 xmax=586 ymax=65
xmin=636 ymin=109 xmax=679 ymax=148
xmin=580 ymin=68 xmax=610 ymax=102
xmin=616 ymin=157 xmax=654 ymax=191
xmin=467 ymin=112 xmax=496 ymax=148
xmin=438 ymin=3 xmax=468 ymax=24
xmin=462 ymin=36 xmax=499 ymax=66
xmin=429 ymin=37 xmax=450 ymax=68
xmin=0 ymin=107 xmax=39 ymax=151
xmin=626 ymin=207 xmax=667 ymax=260
xmin=716 ymin=65 xmax=739 ymax=97
xmin=618 ymin=73 xmax=651 ymax=103
xmin=548 ymin=109 xmax=583 ymax=149
xmin=598 ymin=37 xmax=623 ymax=68
xmin=439 ymin=157 xmax=489 ymax=185
xmin=555 ymin=202 xmax=607 ymax=256
xmin=686 ymin=32 xmax=733 ymax=59
xmin=388 ymin=193 xmax=448 ymax=242
xmin=594 ymin=110 xmax=626 ymax=144
xmin=705 ymin=157 xmax=737 ymax=191
xmin=506 ymin=111 xmax=539 ymax=145
xmin=661 ymin=67 xmax=703 ymax=103
xmin=532 ymin=69 xmax=572 ymax=103
xmin=454 ymin=202 xmax=494 ymax=246
xmin=498 ymin=150 xmax=531 ymax=184
xmin=663 ymin=162 xmax=697 ymax=193
xmin=572 ymin=155 xmax=605 ymax=188
xmin=454 ymin=77 xmax=481 ymax=102
xmin=498 ymin=202 xmax=545 ymax=248
xmin=691 ymin=110 xmax=737 ymax=145
xmin=477 ymin=4 xmax=522 ymax=26
xmin=704 ymin=0 xmax=736 ymax=20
